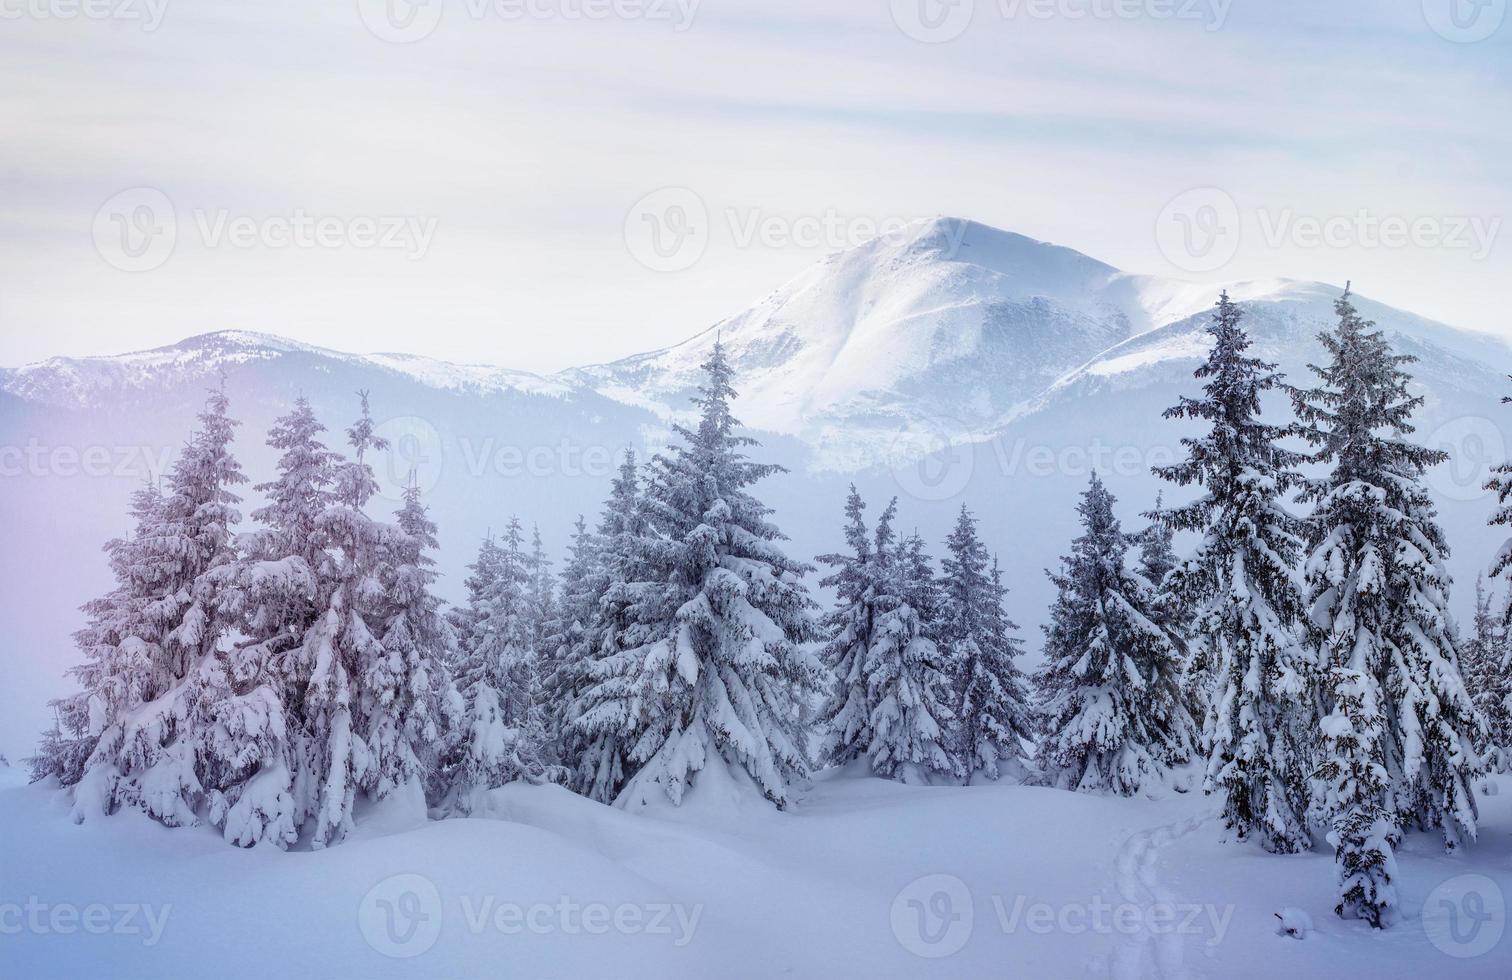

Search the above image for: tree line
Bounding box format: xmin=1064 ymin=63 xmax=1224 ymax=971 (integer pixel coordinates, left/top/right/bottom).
xmin=28 ymin=290 xmax=1512 ymax=931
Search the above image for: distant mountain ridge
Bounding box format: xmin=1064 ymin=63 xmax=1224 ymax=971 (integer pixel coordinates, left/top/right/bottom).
xmin=9 ymin=218 xmax=1506 ymax=471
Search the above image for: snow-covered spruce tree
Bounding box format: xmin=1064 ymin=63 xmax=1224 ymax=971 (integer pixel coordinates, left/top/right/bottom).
xmin=381 ymin=478 xmax=462 ymax=809
xmin=813 ymin=486 xmax=881 ymax=769
xmin=540 ymin=514 xmax=598 ymax=763
xmin=1034 ymin=473 xmax=1191 ymax=794
xmin=297 ymin=393 xmax=448 ymax=846
xmin=1461 ymin=577 xmax=1511 ymax=771
xmin=526 ymin=523 xmax=556 ymax=665
xmin=448 ymin=534 xmax=502 ymax=664
xmin=67 ymin=386 xmax=252 ymax=833
xmin=524 ymin=523 xmax=557 ymax=738
xmin=440 ymin=518 xmax=554 ymax=813
xmin=1292 ymin=287 xmax=1484 ymax=865
xmin=1153 ymin=290 xmax=1316 ymax=853
xmin=201 ymin=396 xmax=341 ymax=845
xmin=1135 ymin=492 xmax=1180 ymax=589
xmin=31 ymin=483 xmax=165 ymax=787
xmin=1315 ymin=669 xmax=1399 ymax=927
xmin=596 ymin=342 xmax=824 ymax=808
xmin=864 ymin=507 xmax=963 ymax=783
xmin=940 ymin=506 xmax=1033 ymax=783
xmin=568 ymin=449 xmax=652 ymax=803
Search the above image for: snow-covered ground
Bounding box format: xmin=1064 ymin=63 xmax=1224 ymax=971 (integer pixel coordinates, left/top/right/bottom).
xmin=3 ymin=763 xmax=1508 ymax=979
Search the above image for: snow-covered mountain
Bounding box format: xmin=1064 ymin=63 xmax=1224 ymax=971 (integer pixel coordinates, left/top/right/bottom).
xmin=5 ymin=217 xmax=1512 ymax=761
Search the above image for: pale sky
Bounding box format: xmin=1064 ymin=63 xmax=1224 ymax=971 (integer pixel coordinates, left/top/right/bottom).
xmin=1 ymin=0 xmax=1508 ymax=373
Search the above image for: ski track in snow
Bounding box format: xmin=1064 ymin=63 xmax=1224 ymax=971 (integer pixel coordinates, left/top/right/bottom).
xmin=1106 ymin=810 xmax=1215 ymax=980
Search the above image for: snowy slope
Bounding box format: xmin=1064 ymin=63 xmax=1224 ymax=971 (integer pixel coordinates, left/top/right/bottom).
xmin=3 ymin=762 xmax=1509 ymax=979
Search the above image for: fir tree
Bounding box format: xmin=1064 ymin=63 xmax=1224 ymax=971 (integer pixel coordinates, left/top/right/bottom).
xmin=441 ymin=520 xmax=551 ymax=813
xmin=569 ymin=450 xmax=649 ymax=803
xmin=940 ymin=506 xmax=1033 ymax=783
xmin=32 ymin=483 xmax=166 ymax=788
xmin=1035 ymin=473 xmax=1191 ymax=795
xmin=377 ymin=478 xmax=461 ymax=809
xmin=1134 ymin=492 xmax=1180 ymax=589
xmin=1292 ymin=288 xmax=1484 ymax=923
xmin=864 ymin=508 xmax=962 ymax=783
xmin=1154 ymin=290 xmax=1315 ymax=853
xmin=67 ymin=386 xmax=252 ymax=835
xmin=594 ymin=343 xmax=824 ymax=808
xmin=1461 ymin=577 xmax=1510 ymax=772
xmin=814 ymin=486 xmax=880 ymax=769
xmin=541 ymin=514 xmax=599 ymax=763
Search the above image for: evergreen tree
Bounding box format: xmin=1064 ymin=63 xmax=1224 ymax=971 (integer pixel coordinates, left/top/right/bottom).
xmin=541 ymin=514 xmax=598 ymax=763
xmin=1154 ymin=290 xmax=1316 ymax=853
xmin=864 ymin=507 xmax=962 ymax=783
xmin=526 ymin=523 xmax=556 ymax=662
xmin=441 ymin=520 xmax=550 ymax=813
xmin=1134 ymin=492 xmax=1180 ymax=589
xmin=378 ymin=478 xmax=461 ymax=810
xmin=569 ymin=450 xmax=651 ymax=803
xmin=32 ymin=483 xmax=166 ymax=788
xmin=814 ymin=486 xmax=880 ymax=769
xmin=1292 ymin=288 xmax=1484 ymax=920
xmin=591 ymin=343 xmax=824 ymax=808
xmin=1461 ymin=577 xmax=1510 ymax=772
xmin=66 ymin=386 xmax=252 ymax=835
xmin=940 ymin=506 xmax=1033 ymax=783
xmin=298 ymin=392 xmax=446 ymax=846
xmin=1035 ymin=473 xmax=1191 ymax=795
